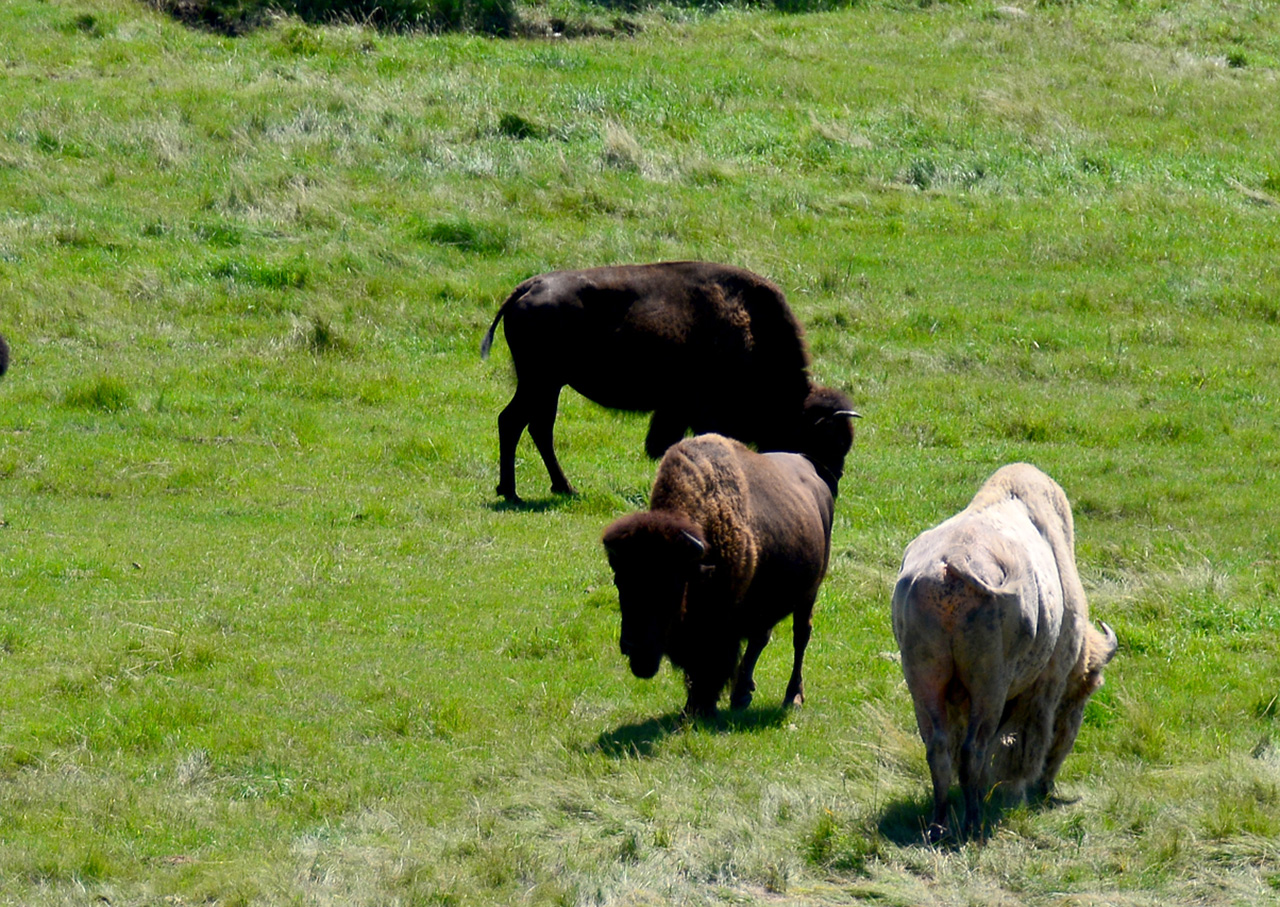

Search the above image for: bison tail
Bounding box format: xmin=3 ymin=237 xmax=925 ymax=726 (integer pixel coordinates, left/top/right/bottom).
xmin=479 ymin=310 xmax=502 ymax=360
xmin=942 ymin=556 xmax=1019 ymax=599
xmin=480 ymin=280 xmax=538 ymax=360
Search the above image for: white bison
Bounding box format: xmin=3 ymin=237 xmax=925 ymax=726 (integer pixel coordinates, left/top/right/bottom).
xmin=891 ymin=463 xmax=1116 ymax=841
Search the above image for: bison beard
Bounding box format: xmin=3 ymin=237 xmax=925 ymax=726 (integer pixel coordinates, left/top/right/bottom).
xmin=602 ymin=433 xmax=847 ymax=719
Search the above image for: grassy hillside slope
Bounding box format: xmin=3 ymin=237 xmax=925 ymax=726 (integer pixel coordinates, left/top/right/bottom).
xmin=1 ymin=1 xmax=1279 ymax=904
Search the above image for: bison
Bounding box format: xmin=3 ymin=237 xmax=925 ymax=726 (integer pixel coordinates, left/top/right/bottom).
xmin=891 ymin=463 xmax=1117 ymax=842
xmin=481 ymin=261 xmax=854 ymax=501
xmin=0 ymin=332 xmax=8 ymax=378
xmin=601 ymin=424 xmax=855 ymax=719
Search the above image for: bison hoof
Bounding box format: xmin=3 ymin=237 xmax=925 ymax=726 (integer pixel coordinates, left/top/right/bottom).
xmin=927 ymin=823 xmax=949 ymax=845
xmin=550 ymin=482 xmax=577 ymax=496
xmin=682 ymin=702 xmax=718 ymax=722
xmin=496 ymin=483 xmax=520 ymax=501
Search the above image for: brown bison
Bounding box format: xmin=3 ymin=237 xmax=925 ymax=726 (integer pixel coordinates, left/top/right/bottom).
xmin=481 ymin=261 xmax=855 ymax=500
xmin=601 ymin=427 xmax=854 ymax=719
xmin=0 ymin=333 xmax=8 ymax=378
xmin=891 ymin=463 xmax=1117 ymax=842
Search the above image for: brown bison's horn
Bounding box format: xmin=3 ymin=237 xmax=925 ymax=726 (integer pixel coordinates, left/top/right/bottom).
xmin=816 ymin=410 xmax=861 ymax=425
xmin=680 ymin=531 xmax=706 ymax=556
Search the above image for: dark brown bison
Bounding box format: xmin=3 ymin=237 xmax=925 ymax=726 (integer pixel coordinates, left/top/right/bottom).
xmin=481 ymin=261 xmax=855 ymax=500
xmin=892 ymin=463 xmax=1118 ymax=842
xmin=0 ymin=333 xmax=8 ymax=378
xmin=601 ymin=429 xmax=854 ymax=719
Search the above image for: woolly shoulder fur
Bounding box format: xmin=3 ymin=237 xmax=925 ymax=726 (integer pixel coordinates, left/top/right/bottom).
xmin=648 ymin=434 xmax=759 ymax=599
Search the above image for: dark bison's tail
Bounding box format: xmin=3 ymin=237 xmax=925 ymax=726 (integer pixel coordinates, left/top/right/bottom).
xmin=0 ymin=333 xmax=8 ymax=379
xmin=480 ymin=279 xmax=536 ymax=360
xmin=479 ymin=309 xmax=503 ymax=360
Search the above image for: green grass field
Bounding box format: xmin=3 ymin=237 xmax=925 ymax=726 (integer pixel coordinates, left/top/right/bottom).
xmin=2 ymin=0 xmax=1279 ymax=903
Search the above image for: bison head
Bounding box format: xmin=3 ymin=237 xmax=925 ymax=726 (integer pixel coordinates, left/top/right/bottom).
xmin=601 ymin=510 xmax=708 ymax=680
xmin=796 ymin=386 xmax=859 ymax=495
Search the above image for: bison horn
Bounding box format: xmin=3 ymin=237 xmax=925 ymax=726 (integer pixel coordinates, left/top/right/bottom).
xmin=834 ymin=410 xmax=862 ymax=419
xmin=680 ymin=530 xmax=706 ymax=556
xmin=1099 ymin=621 xmax=1118 ymax=663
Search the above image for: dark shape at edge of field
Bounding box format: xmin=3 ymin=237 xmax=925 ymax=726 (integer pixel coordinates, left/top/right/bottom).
xmin=141 ymin=0 xmax=518 ymax=37
xmin=141 ymin=0 xmax=858 ymax=38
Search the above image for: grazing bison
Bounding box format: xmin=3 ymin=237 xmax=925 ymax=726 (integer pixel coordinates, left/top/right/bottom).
xmin=0 ymin=333 xmax=8 ymax=378
xmin=601 ymin=425 xmax=855 ymax=719
xmin=891 ymin=463 xmax=1117 ymax=842
xmin=481 ymin=261 xmax=853 ymax=500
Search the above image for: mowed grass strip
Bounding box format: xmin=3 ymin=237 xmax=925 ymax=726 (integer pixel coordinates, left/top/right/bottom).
xmin=1 ymin=0 xmax=1279 ymax=904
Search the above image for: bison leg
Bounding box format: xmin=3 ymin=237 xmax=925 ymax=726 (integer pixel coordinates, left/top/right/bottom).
xmin=1036 ymin=627 xmax=1116 ymax=799
xmin=908 ymin=684 xmax=955 ymax=843
xmin=682 ymin=671 xmax=721 ymax=720
xmin=645 ymin=410 xmax=687 ymax=460
xmin=682 ymin=637 xmax=739 ymax=720
xmin=1035 ymin=671 xmax=1102 ymax=800
xmin=496 ymin=388 xmax=533 ymax=500
xmin=957 ymin=677 xmax=1010 ymax=840
xmin=519 ymin=384 xmax=575 ymax=496
xmin=496 ymin=383 xmax=574 ymax=499
xmin=730 ymin=629 xmax=772 ymax=710
xmin=782 ymin=605 xmax=814 ymax=709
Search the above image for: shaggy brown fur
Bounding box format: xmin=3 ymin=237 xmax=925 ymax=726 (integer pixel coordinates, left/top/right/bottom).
xmin=481 ymin=261 xmax=856 ymax=500
xmin=602 ymin=433 xmax=845 ymax=719
xmin=891 ymin=463 xmax=1117 ymax=842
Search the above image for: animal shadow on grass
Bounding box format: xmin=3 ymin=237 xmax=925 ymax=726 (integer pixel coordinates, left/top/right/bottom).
xmin=876 ymin=793 xmax=959 ymax=848
xmin=877 ymin=789 xmax=1077 ymax=848
xmin=488 ymin=494 xmax=578 ymax=514
xmin=588 ymin=706 xmax=794 ymax=759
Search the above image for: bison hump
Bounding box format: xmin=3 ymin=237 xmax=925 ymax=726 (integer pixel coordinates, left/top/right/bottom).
xmin=650 ymin=435 xmax=758 ymax=593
